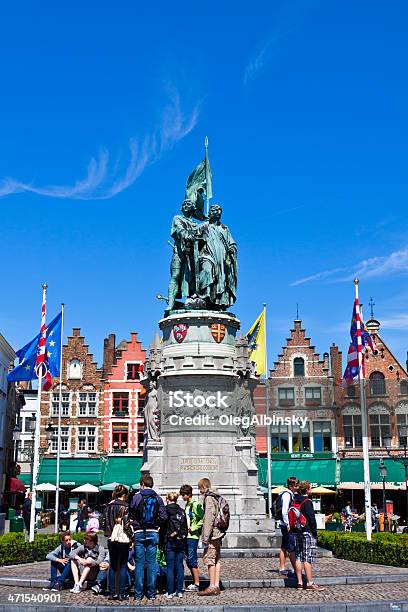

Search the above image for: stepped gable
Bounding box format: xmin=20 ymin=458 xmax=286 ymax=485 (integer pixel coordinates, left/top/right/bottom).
xmin=270 ymin=319 xmax=328 ymax=378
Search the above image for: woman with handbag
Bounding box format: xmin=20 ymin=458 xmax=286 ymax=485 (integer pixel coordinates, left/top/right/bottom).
xmin=103 ymin=484 xmax=133 ymax=601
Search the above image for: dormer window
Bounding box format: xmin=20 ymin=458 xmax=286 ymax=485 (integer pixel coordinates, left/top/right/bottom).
xmin=294 ymin=357 xmax=305 ymax=377
xmin=68 ymin=359 xmax=81 ymax=380
xmin=126 ymin=362 xmax=140 ymax=381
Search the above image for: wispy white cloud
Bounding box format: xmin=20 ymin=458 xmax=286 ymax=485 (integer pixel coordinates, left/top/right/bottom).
xmin=0 ymin=89 xmax=200 ymax=201
xmin=381 ymin=313 xmax=408 ymax=330
xmin=291 ymin=246 xmax=408 ymax=286
xmin=243 ymin=35 xmax=282 ymax=85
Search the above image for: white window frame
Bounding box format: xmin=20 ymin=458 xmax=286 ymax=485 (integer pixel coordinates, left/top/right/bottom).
xmin=77 ymin=392 xmax=98 ymax=417
xmin=76 ymin=426 xmax=97 ymax=453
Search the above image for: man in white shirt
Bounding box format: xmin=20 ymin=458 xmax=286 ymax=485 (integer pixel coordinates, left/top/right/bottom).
xmin=277 ymin=476 xmax=298 ymax=576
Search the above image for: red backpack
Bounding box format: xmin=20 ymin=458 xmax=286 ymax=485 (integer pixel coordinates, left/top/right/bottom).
xmin=288 ymin=498 xmax=308 ymax=532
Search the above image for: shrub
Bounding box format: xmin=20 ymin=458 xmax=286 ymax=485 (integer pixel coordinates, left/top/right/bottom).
xmin=317 ymin=531 xmax=408 ymax=567
xmin=0 ymin=531 xmax=86 ymax=566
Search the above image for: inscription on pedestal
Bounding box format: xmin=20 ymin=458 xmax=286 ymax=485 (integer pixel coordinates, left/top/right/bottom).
xmin=180 ymin=456 xmax=219 ymax=472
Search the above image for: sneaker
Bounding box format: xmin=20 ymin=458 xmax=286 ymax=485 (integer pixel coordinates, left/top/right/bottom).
xmin=119 ymin=594 xmax=129 ymax=601
xmin=279 ymin=569 xmax=289 ymax=576
xmin=187 ymin=584 xmax=199 ymax=592
xmin=306 ymin=583 xmax=325 ymax=592
xmin=176 ymin=592 xmax=183 ymax=598
xmin=42 ymin=582 xmax=56 ymax=591
xmin=81 ymin=581 xmax=88 ymax=591
xmin=165 ymin=593 xmax=174 ymax=599
xmin=70 ymin=584 xmax=81 ymax=594
xmin=51 ymin=583 xmax=61 ymax=592
xmin=91 ymin=584 xmax=102 ymax=595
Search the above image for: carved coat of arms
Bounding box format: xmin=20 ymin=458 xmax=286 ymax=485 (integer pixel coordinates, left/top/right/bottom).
xmin=173 ymin=323 xmax=188 ymax=343
xmin=211 ymin=323 xmax=226 ymax=343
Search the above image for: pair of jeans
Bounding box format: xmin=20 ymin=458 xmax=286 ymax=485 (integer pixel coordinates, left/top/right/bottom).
xmin=134 ymin=530 xmax=159 ymax=599
xmin=107 ymin=540 xmax=129 ymax=596
xmin=50 ymin=560 xmax=72 ymax=585
xmin=185 ymin=538 xmax=198 ymax=569
xmin=95 ymin=568 xmax=108 ymax=589
xmin=166 ymin=541 xmax=185 ymax=595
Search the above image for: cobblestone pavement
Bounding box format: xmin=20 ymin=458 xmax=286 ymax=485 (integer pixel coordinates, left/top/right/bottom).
xmin=1 ymin=557 xmax=408 ymax=580
xmin=0 ymin=582 xmax=408 ymax=607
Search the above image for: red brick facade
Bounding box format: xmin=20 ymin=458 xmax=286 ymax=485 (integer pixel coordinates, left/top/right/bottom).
xmin=102 ymin=333 xmax=146 ymax=456
xmin=40 ymin=328 xmax=103 ymax=457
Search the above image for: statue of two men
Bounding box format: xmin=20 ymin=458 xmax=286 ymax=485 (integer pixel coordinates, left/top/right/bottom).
xmin=167 ymin=201 xmax=237 ymax=312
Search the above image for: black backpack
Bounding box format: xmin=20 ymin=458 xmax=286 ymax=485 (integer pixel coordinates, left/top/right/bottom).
xmin=135 ymin=491 xmax=160 ymax=529
xmin=167 ymin=505 xmax=188 ymax=543
xmin=273 ymin=490 xmax=293 ymax=521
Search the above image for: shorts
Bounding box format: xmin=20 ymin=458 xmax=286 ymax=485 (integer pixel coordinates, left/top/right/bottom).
xmin=203 ymin=538 xmax=221 ymax=567
xmin=280 ymin=526 xmax=295 ymax=552
xmin=78 ymin=562 xmax=99 ymax=581
xmin=294 ymin=532 xmax=317 ymax=564
xmin=185 ymin=538 xmax=199 ymax=569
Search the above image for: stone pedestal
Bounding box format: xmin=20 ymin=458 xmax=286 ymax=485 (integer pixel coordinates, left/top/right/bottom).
xmin=142 ymin=310 xmax=274 ymax=547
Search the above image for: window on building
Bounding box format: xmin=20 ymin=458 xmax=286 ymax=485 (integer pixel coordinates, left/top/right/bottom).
xmin=137 ymin=422 xmax=145 ymax=453
xmin=68 ymin=359 xmax=81 ymax=380
xmin=112 ymin=424 xmax=128 ymax=452
xmin=113 ymin=392 xmax=129 ymax=415
xmin=25 ymin=415 xmax=36 ymax=432
xmin=51 ymin=427 xmax=69 ymax=452
xmin=347 ymin=385 xmax=356 ymax=398
xmin=294 ymin=357 xmax=305 ymax=377
xmin=400 ymin=381 xmax=408 ymax=395
xmin=126 ymin=363 xmax=141 ymax=380
xmin=137 ymin=395 xmax=146 ymax=417
xmin=271 ymin=425 xmax=289 ymax=452
xmin=52 ymin=393 xmax=70 ymax=417
xmin=278 ymin=388 xmax=295 ymax=406
xmin=78 ymin=393 xmax=97 ymax=417
xmin=313 ymin=421 xmax=332 ymax=452
xmin=292 ymin=423 xmax=310 ymax=452
xmin=77 ymin=426 xmax=95 ymax=453
xmin=369 ymin=372 xmax=386 ymax=396
xmin=343 ymin=414 xmax=362 ymax=447
xmin=369 ymin=413 xmax=390 ymax=447
xmin=397 ymin=413 xmax=408 ymax=447
xmin=305 ymin=387 xmax=321 ymax=405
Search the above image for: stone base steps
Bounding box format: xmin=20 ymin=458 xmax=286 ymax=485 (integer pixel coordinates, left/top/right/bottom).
xmin=223 ymin=532 xmax=281 ymax=548
xmin=1 ymin=570 xmax=406 ymax=591
xmin=198 ymin=547 xmax=332 ymax=558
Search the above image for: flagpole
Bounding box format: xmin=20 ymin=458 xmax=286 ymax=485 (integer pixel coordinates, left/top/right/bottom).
xmin=264 ymin=303 xmax=273 ymax=519
xmin=205 ymin=136 xmax=209 ymax=217
xmin=54 ymin=303 xmax=64 ymax=534
xmin=29 ymin=283 xmax=48 ymax=543
xmin=354 ymin=279 xmax=372 ymax=541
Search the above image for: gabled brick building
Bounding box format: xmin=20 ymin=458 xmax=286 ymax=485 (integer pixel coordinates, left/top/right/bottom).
xmin=40 ymin=328 xmax=103 ymax=457
xmin=102 ymin=333 xmax=146 ymax=456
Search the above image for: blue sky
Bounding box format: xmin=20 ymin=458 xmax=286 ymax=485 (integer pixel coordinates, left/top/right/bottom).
xmin=1 ymin=1 xmax=408 ymax=369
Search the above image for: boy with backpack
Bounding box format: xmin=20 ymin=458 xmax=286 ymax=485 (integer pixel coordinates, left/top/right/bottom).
xmin=180 ymin=483 xmax=204 ymax=592
xmin=129 ymin=474 xmax=167 ymax=601
xmin=197 ymin=477 xmax=230 ymax=597
xmin=163 ymin=491 xmax=188 ymax=599
xmin=275 ymin=476 xmax=298 ymax=576
xmin=288 ymin=480 xmax=325 ymax=592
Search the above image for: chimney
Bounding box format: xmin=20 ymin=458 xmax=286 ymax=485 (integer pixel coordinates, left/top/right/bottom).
xmin=323 ymin=352 xmax=329 ymax=371
xmin=406 ymin=351 xmax=408 ymax=374
xmin=103 ymin=334 xmax=116 ymax=377
xmin=330 ymin=343 xmax=342 ymax=382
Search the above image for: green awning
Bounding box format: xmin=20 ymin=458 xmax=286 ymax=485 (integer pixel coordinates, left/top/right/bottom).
xmin=102 ymin=457 xmax=143 ymax=488
xmin=19 ymin=473 xmax=32 ymax=486
xmin=257 ymin=458 xmax=336 ymax=487
xmin=340 ymin=459 xmax=406 ymax=486
xmin=38 ymin=458 xmax=102 ymax=487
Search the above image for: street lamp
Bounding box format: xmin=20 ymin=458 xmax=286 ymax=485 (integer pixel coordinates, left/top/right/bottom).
xmin=383 ymin=426 xmax=408 ymax=531
xmin=379 ymin=458 xmax=388 ymax=532
xmin=45 ymin=423 xmax=54 ymax=444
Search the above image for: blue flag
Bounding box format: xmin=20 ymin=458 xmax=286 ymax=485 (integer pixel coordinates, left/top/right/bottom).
xmin=8 ymin=312 xmax=62 ymax=383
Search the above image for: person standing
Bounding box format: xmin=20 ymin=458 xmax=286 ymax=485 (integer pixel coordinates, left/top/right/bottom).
xmin=103 ymin=485 xmax=132 ymax=601
xmin=180 ymin=483 xmax=204 ymax=592
xmin=197 ymin=478 xmax=226 ymax=597
xmin=164 ymin=492 xmax=188 ymax=600
xmin=129 ymin=474 xmax=167 ymax=601
xmin=290 ymin=480 xmax=325 ymax=592
xmin=277 ymin=477 xmax=297 ymax=576
xmin=22 ymin=492 xmax=32 ymax=532
xmin=75 ymin=499 xmax=89 ymax=532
